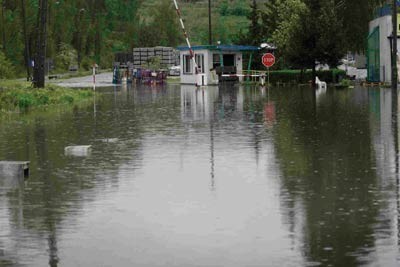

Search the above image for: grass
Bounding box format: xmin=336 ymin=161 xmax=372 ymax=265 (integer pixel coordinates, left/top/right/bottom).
xmin=0 ymin=80 xmax=94 ymax=114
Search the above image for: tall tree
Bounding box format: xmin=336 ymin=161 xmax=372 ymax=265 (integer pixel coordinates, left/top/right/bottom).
xmin=240 ymin=0 xmax=263 ymax=46
xmin=33 ymin=0 xmax=48 ymax=88
xmin=1 ymin=0 xmax=5 ymax=51
xmin=262 ymin=0 xmax=347 ymax=85
xmin=21 ymin=0 xmax=31 ymax=81
xmin=337 ymin=0 xmax=385 ymax=52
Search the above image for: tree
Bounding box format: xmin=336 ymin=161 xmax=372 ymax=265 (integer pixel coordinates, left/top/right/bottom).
xmin=261 ymin=0 xmax=279 ymax=40
xmin=261 ymin=0 xmax=347 ymax=85
xmin=263 ymin=0 xmax=308 ymax=69
xmin=21 ymin=0 xmax=31 ymax=81
xmin=1 ymin=0 xmax=5 ymax=52
xmin=337 ymin=0 xmax=385 ymax=52
xmin=149 ymin=0 xmax=182 ymax=47
xmin=134 ymin=0 xmax=183 ymax=47
xmin=237 ymin=0 xmax=263 ymax=46
xmin=33 ymin=0 xmax=48 ymax=88
xmin=0 ymin=50 xmax=14 ymax=78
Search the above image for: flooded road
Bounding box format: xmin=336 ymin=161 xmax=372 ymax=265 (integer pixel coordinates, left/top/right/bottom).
xmin=0 ymin=83 xmax=400 ymax=266
xmin=53 ymin=72 xmax=114 ymax=88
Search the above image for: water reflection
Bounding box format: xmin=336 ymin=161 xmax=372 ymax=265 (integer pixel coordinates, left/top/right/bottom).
xmin=392 ymin=88 xmax=400 ymax=250
xmin=0 ymin=84 xmax=399 ymax=266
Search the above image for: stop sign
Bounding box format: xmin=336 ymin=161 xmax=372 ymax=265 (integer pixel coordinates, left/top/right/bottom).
xmin=262 ymin=53 xmax=275 ymax=68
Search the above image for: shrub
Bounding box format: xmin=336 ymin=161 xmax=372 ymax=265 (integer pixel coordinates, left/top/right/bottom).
xmin=18 ymin=94 xmax=35 ymax=109
xmin=34 ymin=91 xmax=50 ymax=105
xmin=219 ymin=0 xmax=250 ymax=16
xmin=0 ymin=81 xmax=94 ymax=113
xmin=55 ymin=43 xmax=78 ymax=71
xmin=142 ymin=56 xmax=162 ymax=70
xmin=267 ymin=69 xmax=346 ymax=84
xmin=219 ymin=0 xmax=229 ymax=16
xmin=80 ymin=57 xmax=93 ymax=71
xmin=340 ymin=79 xmax=352 ymax=87
xmin=78 ymin=90 xmax=93 ymax=98
xmin=0 ymin=51 xmax=15 ymax=79
xmin=59 ymin=95 xmax=74 ymax=104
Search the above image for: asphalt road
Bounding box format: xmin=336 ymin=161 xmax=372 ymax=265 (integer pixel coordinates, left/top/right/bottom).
xmin=53 ymin=72 xmax=114 ymax=88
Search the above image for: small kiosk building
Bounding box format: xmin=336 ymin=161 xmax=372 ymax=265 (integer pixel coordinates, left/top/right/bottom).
xmin=177 ymin=45 xmax=260 ymax=85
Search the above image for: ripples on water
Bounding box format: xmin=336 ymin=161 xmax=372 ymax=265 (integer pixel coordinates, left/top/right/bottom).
xmin=0 ymin=84 xmax=399 ymax=266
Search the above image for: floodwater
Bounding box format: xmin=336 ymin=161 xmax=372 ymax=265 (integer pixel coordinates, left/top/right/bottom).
xmin=0 ymin=83 xmax=400 ymax=266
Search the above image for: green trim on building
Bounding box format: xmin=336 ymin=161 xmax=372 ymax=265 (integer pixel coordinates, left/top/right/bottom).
xmin=367 ymin=26 xmax=380 ymax=82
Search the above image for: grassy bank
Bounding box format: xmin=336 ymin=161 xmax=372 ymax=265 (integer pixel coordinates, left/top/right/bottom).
xmin=0 ymin=80 xmax=94 ymax=113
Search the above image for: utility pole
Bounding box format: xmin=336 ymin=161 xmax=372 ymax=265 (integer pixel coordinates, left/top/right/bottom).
xmin=33 ymin=0 xmax=48 ymax=88
xmin=208 ymin=0 xmax=212 ymax=45
xmin=392 ymin=0 xmax=398 ymax=92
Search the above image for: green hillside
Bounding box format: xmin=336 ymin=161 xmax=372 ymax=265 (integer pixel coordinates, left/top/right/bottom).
xmin=140 ymin=0 xmax=259 ymax=45
xmin=0 ymin=0 xmax=376 ymax=78
xmin=0 ymin=0 xmax=260 ymax=77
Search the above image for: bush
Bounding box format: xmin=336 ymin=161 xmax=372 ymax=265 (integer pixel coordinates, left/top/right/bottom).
xmin=0 ymin=51 xmax=15 ymax=79
xmin=340 ymin=79 xmax=352 ymax=87
xmin=0 ymin=81 xmax=94 ymax=112
xmin=78 ymin=90 xmax=93 ymax=98
xmin=80 ymin=57 xmax=93 ymax=71
xmin=142 ymin=56 xmax=162 ymax=70
xmin=59 ymin=95 xmax=74 ymax=104
xmin=18 ymin=94 xmax=35 ymax=109
xmin=219 ymin=0 xmax=250 ymax=16
xmin=219 ymin=0 xmax=229 ymax=16
xmin=55 ymin=43 xmax=78 ymax=71
xmin=267 ymin=69 xmax=346 ymax=84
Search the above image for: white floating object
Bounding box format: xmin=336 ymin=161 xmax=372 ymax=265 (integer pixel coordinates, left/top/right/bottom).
xmin=315 ymin=76 xmax=327 ymax=89
xmin=0 ymin=161 xmax=30 ymax=188
xmin=99 ymin=138 xmax=119 ymax=143
xmin=65 ymin=145 xmax=92 ymax=157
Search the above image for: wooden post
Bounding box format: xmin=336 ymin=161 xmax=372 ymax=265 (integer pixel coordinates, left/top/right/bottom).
xmin=247 ymin=52 xmax=253 ymax=82
xmin=93 ymin=63 xmax=96 ymax=91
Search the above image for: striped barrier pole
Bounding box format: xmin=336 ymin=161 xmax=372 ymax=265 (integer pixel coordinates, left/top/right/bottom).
xmin=172 ymin=0 xmax=199 ymax=75
xmin=221 ymin=74 xmax=264 ymax=77
xmin=93 ymin=64 xmax=96 ymax=91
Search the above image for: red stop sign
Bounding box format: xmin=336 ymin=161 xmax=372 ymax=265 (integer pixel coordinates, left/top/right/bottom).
xmin=262 ymin=53 xmax=275 ymax=68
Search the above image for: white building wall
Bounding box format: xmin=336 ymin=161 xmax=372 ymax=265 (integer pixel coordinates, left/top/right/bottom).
xmin=236 ymin=53 xmax=244 ymax=82
xmin=180 ymin=49 xmax=244 ymax=85
xmin=180 ymin=50 xmax=204 ymax=84
xmin=206 ymin=50 xmax=218 ymax=85
xmin=369 ymin=15 xmax=394 ymax=83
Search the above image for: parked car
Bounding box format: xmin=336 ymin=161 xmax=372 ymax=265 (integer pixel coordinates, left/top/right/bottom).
xmin=168 ymin=66 xmax=180 ymax=76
